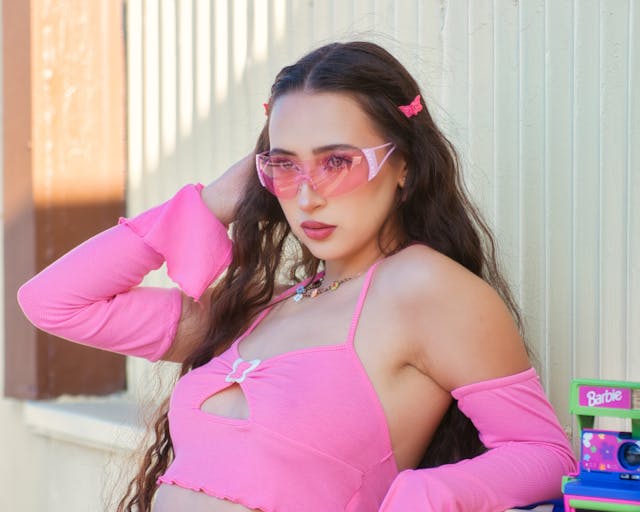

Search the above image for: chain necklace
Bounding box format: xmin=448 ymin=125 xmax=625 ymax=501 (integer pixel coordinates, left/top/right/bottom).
xmin=291 ymin=244 xmax=409 ymax=303
xmin=292 ymin=272 xmax=358 ymax=302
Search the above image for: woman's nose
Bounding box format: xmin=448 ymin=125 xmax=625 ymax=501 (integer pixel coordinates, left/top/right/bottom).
xmin=296 ymin=180 xmax=326 ymax=211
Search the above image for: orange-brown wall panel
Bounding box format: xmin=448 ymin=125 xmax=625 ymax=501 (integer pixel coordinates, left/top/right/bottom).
xmin=4 ymin=0 xmax=127 ymax=398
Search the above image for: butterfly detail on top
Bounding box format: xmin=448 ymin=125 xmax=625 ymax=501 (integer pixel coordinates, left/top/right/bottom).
xmin=225 ymin=357 xmax=261 ymax=383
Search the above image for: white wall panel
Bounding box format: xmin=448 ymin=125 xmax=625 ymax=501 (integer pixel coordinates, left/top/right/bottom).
xmin=416 ymin=0 xmax=443 ymax=102
xmin=545 ymin=0 xmax=573 ymax=410
xmin=125 ymin=0 xmax=639 ymax=435
xmin=493 ymin=1 xmax=520 ymax=305
xmin=467 ymin=0 xmax=494 ymax=220
xmin=573 ymin=0 xmax=601 ymax=388
xmin=629 ymin=0 xmax=640 ymax=378
xmin=518 ymin=0 xmax=547 ymax=380
xmin=599 ymin=1 xmax=629 ymax=380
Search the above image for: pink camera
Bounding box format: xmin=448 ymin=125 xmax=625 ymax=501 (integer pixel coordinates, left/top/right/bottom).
xmin=563 ymin=379 xmax=640 ymax=511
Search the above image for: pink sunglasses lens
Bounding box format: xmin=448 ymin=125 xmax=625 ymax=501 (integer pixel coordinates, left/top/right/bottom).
xmin=258 ymin=152 xmax=370 ymax=198
xmin=322 ymin=164 xmax=367 ymax=196
xmin=272 ymin=171 xmax=301 ymax=198
xmin=257 ymin=162 xmax=299 ymax=199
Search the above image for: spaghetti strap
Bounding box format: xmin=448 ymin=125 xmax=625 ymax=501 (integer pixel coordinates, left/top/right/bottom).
xmin=346 ymin=260 xmax=383 ymax=345
xmin=232 ymin=275 xmax=317 ymax=347
xmin=232 ymin=307 xmax=271 ymax=347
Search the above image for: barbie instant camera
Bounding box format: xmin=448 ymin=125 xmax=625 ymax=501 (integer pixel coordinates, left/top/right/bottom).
xmin=562 ymin=378 xmax=640 ymax=511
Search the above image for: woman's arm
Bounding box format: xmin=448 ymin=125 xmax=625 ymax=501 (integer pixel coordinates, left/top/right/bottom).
xmin=380 ymin=246 xmax=576 ymax=511
xmin=17 ymin=154 xmax=254 ymax=363
xmin=379 ymin=368 xmax=576 ymax=511
xmin=17 ymin=184 xmax=231 ymax=362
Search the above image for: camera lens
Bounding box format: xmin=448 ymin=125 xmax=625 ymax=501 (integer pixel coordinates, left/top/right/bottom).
xmin=620 ymin=442 xmax=640 ymax=470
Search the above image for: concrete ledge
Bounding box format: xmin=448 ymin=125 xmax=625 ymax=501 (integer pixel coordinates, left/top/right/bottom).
xmin=23 ymin=394 xmax=145 ymax=452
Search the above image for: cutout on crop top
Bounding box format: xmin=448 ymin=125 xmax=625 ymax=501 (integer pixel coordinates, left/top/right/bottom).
xmin=200 ymin=383 xmax=250 ymax=420
xmin=198 ymin=275 xmax=352 ymax=425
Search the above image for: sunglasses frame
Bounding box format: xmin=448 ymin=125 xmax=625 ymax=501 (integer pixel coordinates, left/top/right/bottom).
xmin=255 ymin=142 xmax=396 ymax=198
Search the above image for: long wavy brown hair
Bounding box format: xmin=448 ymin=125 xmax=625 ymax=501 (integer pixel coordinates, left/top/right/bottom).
xmin=117 ymin=41 xmax=524 ymax=511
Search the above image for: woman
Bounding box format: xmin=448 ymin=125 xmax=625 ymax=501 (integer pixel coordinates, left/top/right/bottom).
xmin=18 ymin=41 xmax=575 ymax=511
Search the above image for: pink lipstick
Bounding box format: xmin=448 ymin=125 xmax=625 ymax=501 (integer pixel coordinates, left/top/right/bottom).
xmin=300 ymin=220 xmax=336 ymax=240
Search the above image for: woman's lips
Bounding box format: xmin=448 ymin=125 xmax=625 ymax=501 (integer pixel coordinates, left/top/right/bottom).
xmin=300 ymin=221 xmax=336 ymax=240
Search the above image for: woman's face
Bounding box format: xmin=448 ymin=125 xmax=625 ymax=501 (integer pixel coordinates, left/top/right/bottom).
xmin=268 ymin=91 xmax=406 ymax=271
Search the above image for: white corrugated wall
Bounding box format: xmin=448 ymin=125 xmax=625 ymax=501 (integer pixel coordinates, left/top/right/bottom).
xmin=124 ymin=0 xmax=639 ymax=434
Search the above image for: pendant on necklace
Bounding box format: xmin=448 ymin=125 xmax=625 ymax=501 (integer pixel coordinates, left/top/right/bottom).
xmin=293 ymin=285 xmax=305 ymax=302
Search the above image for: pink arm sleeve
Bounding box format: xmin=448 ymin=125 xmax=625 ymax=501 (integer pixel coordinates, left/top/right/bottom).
xmin=379 ymin=368 xmax=577 ymax=512
xmin=17 ymin=184 xmax=233 ymax=362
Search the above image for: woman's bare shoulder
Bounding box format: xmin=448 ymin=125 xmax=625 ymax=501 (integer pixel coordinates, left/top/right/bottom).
xmin=378 ymin=244 xmax=530 ymax=391
xmin=379 ymin=243 xmax=484 ymax=300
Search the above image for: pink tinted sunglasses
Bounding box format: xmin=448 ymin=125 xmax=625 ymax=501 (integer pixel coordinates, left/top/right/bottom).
xmin=255 ymin=142 xmax=396 ymax=199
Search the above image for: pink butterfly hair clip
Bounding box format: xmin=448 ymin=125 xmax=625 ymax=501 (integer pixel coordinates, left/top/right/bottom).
xmin=398 ymin=94 xmax=423 ymax=118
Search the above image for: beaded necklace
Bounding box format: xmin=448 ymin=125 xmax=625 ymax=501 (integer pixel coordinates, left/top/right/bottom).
xmin=292 ymin=272 xmax=358 ymax=302
xmin=291 ymin=244 xmax=408 ymax=303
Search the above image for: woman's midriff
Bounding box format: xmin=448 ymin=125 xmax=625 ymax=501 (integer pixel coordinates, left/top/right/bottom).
xmin=153 ymin=484 xmax=263 ymax=512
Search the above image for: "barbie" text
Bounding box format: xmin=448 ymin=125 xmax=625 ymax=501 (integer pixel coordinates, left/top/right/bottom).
xmin=586 ymin=389 xmax=623 ymax=407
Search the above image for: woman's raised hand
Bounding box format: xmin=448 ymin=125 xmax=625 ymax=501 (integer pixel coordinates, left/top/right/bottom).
xmin=201 ymin=152 xmax=256 ymax=226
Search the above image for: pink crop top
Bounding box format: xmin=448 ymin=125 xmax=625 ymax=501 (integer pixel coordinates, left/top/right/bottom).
xmin=17 ymin=184 xmax=576 ymax=511
xmin=157 ymin=264 xmax=399 ymax=511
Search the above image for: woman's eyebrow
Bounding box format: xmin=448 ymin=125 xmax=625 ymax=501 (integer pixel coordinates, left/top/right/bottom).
xmin=269 ymin=144 xmax=358 ymax=156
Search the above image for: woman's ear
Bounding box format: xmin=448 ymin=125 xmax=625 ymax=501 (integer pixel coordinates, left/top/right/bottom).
xmin=397 ymin=161 xmax=408 ymax=188
xmin=397 ymin=163 xmax=409 ymax=201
